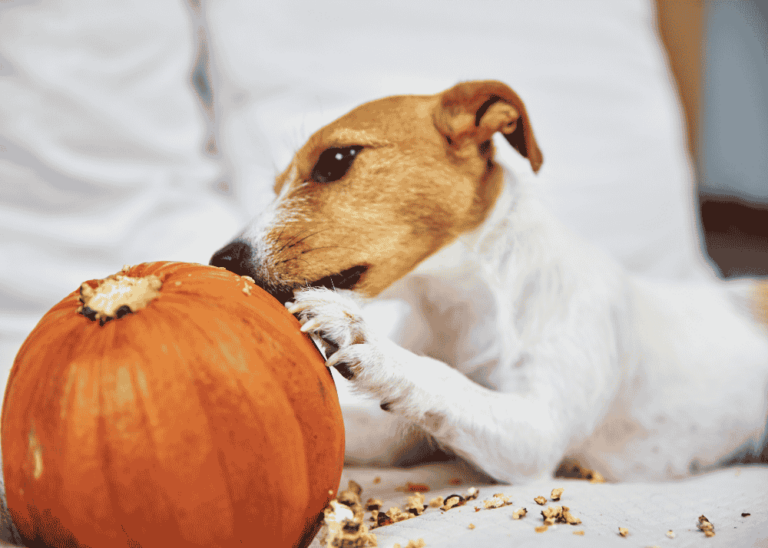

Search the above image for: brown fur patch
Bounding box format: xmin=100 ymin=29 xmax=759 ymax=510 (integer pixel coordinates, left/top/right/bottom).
xmin=258 ymin=81 xmax=542 ymax=298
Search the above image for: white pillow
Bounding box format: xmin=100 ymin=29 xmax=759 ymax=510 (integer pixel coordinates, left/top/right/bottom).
xmin=206 ymin=0 xmax=708 ymax=278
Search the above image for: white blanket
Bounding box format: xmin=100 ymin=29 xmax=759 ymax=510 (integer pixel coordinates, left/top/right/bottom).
xmin=310 ymin=463 xmax=768 ymax=548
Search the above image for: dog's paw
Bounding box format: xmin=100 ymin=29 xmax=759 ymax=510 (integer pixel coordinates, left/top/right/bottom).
xmin=287 ymin=288 xmax=425 ymax=414
xmin=286 ymin=288 xmax=376 ymax=381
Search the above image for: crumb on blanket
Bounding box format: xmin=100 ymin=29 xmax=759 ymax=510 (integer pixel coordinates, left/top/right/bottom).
xmin=482 ymin=493 xmax=513 ymax=509
xmin=393 ymin=540 xmax=425 ymax=548
xmin=512 ymin=507 xmax=527 ymax=520
xmin=440 ymin=494 xmax=466 ymax=511
xmin=541 ymin=505 xmax=581 ymax=526
xmin=554 ymin=457 xmax=606 ymax=483
xmin=697 ymin=515 xmax=715 ymax=537
xmin=428 ymin=496 xmax=443 ymax=508
xmin=320 ymin=500 xmax=377 ymax=548
xmin=405 ymin=492 xmax=427 ymax=516
xmin=395 ymin=482 xmax=430 ymax=493
xmin=364 ymin=498 xmax=383 ymax=512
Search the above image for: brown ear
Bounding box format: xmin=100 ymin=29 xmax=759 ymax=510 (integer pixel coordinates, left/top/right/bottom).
xmin=433 ymin=80 xmax=543 ymax=173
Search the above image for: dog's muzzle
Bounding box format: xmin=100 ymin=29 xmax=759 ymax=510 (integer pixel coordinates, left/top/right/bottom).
xmin=209 ymin=240 xmax=253 ymax=278
xmin=210 ymin=240 xmax=367 ymax=304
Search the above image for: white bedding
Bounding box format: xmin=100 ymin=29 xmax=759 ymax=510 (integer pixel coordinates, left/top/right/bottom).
xmin=310 ymin=463 xmax=768 ymax=548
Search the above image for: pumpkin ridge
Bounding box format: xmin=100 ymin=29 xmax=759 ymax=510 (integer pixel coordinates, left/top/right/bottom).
xmin=131 ymin=312 xmax=208 ymax=545
xmin=96 ymin=324 xmax=122 ymax=544
xmin=136 ymin=299 xmax=303 ymax=545
xmin=183 ymin=317 xmax=309 ymax=545
xmin=103 ymin=308 xmax=192 ymax=546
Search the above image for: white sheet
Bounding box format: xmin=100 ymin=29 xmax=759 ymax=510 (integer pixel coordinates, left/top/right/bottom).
xmin=309 ymin=463 xmax=768 ymax=548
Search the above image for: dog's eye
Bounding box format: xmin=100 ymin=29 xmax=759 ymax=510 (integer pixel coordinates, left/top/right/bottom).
xmin=311 ymin=146 xmax=363 ymax=183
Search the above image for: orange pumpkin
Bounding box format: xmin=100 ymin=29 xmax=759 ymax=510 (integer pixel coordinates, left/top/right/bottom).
xmin=1 ymin=261 xmax=344 ymax=548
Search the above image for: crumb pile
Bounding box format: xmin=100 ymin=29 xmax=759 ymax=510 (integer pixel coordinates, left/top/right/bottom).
xmin=319 ymin=481 xmax=377 ymax=548
xmin=318 ymin=480 xmax=598 ymax=542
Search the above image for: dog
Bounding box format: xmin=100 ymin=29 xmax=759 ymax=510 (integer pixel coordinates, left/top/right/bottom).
xmin=210 ymin=80 xmax=768 ymax=483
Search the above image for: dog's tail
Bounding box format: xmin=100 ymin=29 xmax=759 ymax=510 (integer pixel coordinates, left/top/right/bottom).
xmin=751 ymin=279 xmax=768 ymax=326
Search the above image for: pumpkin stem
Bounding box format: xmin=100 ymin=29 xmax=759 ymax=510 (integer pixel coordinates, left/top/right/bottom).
xmin=78 ymin=271 xmax=162 ymax=326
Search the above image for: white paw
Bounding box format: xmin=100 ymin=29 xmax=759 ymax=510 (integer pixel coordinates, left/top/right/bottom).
xmin=286 ymin=288 xmax=406 ymax=407
xmin=286 ymin=288 xmax=374 ymax=377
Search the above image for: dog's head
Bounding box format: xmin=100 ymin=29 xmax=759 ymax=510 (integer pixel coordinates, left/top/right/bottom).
xmin=211 ymin=80 xmax=542 ymax=302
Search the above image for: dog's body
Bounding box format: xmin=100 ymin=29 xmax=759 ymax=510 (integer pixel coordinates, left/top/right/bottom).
xmin=211 ymin=81 xmax=768 ymax=483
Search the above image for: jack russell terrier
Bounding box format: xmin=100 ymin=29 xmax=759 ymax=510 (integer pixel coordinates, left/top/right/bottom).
xmin=210 ymin=80 xmax=768 ymax=483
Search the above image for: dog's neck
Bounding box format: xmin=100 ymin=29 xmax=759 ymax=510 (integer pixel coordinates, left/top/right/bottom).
xmin=379 ymin=168 xmax=549 ymax=385
xmin=406 ymin=166 xmax=544 ymax=289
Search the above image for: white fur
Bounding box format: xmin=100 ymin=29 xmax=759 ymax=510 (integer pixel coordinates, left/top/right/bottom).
xmin=281 ymin=168 xmax=768 ymax=483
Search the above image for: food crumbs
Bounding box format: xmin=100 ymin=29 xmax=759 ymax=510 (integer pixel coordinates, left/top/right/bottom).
xmin=385 ymin=506 xmax=413 ymax=524
xmin=535 ymin=525 xmax=548 ymax=533
xmin=449 ymin=477 xmax=463 ymax=485
xmin=541 ymin=506 xmax=565 ymax=527
xmin=697 ymin=515 xmax=715 ymax=537
xmin=741 ymin=513 xmax=750 ymax=517
xmin=666 ymin=530 xmax=675 ymax=539
xmin=174 ymin=281 xmax=181 ymax=286
xmin=512 ymin=508 xmax=527 ymax=520
xmin=589 ymin=471 xmax=606 ymax=483
xmin=393 ymin=540 xmax=425 ymax=548
xmin=468 ymin=523 xmax=475 ymax=530
xmin=396 ymin=482 xmax=430 ymax=493
xmin=428 ymin=497 xmax=444 ymax=508
xmin=364 ymin=498 xmax=382 ymax=512
xmin=405 ymin=492 xmax=426 ymax=516
xmin=373 ymin=476 xmax=381 ymax=484
xmin=534 ymin=496 xmax=547 ymax=505
xmin=319 ymin=499 xmax=376 ymax=548
xmin=441 ymin=495 xmax=466 ymax=511
xmin=573 ymin=530 xmax=585 ymax=536
xmin=618 ymin=527 xmax=628 ymax=537
xmin=337 ymin=480 xmax=363 ymax=508
xmin=551 ymin=488 xmax=564 ymax=501
xmin=482 ymin=493 xmax=512 ymax=509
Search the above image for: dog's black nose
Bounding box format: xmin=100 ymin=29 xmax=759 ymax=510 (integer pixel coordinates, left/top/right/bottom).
xmin=209 ymin=240 xmax=254 ymax=277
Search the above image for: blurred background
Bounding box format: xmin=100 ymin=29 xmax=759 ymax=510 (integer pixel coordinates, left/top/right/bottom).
xmin=657 ymin=0 xmax=768 ymax=278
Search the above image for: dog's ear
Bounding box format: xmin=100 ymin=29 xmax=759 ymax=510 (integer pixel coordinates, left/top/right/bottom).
xmin=434 ymin=80 xmax=543 ymax=173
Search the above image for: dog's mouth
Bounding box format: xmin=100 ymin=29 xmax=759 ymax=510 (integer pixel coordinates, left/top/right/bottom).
xmin=269 ymin=265 xmax=368 ymax=305
xmin=308 ymin=265 xmax=368 ymax=292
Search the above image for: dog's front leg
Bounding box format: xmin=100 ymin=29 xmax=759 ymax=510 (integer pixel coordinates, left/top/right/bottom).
xmin=288 ymin=287 xmax=567 ymax=483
